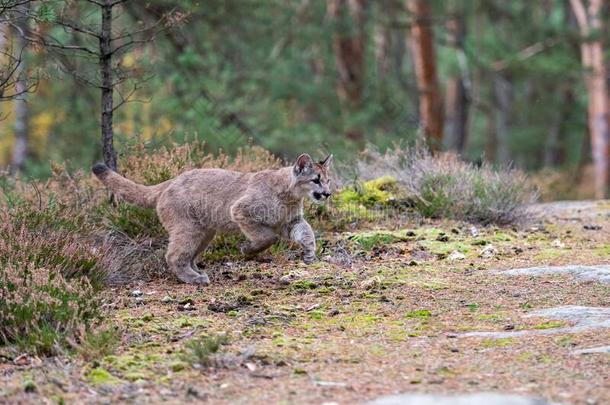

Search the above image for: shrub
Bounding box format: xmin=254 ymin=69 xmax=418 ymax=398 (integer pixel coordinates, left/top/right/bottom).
xmin=0 ymin=180 xmax=105 ymax=355
xmin=182 ymin=334 xmax=230 ymax=368
xmin=356 ymin=145 xmax=537 ymax=225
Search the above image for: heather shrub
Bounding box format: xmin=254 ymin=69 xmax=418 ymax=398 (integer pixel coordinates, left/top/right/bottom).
xmin=0 ymin=202 xmax=104 ymax=355
xmin=356 ymin=145 xmax=537 ymax=225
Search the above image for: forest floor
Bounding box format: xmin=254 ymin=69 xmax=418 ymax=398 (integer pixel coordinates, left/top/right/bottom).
xmin=1 ymin=201 xmax=610 ymax=405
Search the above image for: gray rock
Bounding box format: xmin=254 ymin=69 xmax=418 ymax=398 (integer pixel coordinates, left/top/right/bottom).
xmin=497 ymin=265 xmax=610 ymax=284
xmin=366 ymin=393 xmax=556 ymax=405
xmin=463 ymin=306 xmax=610 ymax=338
xmin=573 ymin=345 xmax=610 ymax=355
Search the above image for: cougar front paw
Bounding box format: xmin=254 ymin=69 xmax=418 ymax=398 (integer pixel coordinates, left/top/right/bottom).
xmin=302 ymin=254 xmax=317 ymax=265
xmin=239 ymin=242 xmax=254 ymax=256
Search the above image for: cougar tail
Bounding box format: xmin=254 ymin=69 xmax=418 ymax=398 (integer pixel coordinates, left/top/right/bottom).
xmin=92 ymin=163 xmax=169 ymax=209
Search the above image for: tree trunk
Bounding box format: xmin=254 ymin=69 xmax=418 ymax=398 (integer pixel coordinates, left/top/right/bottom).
xmin=327 ymin=0 xmax=367 ymax=142
xmin=544 ymin=87 xmax=573 ymax=167
xmin=374 ymin=20 xmax=390 ymax=78
xmin=443 ymin=5 xmax=469 ymax=154
xmin=570 ymin=0 xmax=610 ymax=198
xmin=406 ymin=0 xmax=444 ymax=150
xmin=493 ymin=73 xmax=513 ymax=165
xmin=100 ymin=0 xmax=117 ymax=170
xmin=10 ymin=2 xmax=30 ymax=173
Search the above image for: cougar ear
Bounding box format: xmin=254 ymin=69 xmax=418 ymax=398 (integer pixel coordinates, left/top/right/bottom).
xmin=293 ymin=153 xmax=314 ymax=175
xmin=319 ymin=154 xmax=333 ymax=168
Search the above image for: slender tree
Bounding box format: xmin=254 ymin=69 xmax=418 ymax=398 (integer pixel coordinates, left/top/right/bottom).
xmin=406 ymin=0 xmax=444 ymax=150
xmin=0 ymin=0 xmax=36 ymax=102
xmin=569 ymin=0 xmax=609 ymax=198
xmin=26 ymin=0 xmax=166 ymax=171
xmin=9 ymin=0 xmax=29 ymax=171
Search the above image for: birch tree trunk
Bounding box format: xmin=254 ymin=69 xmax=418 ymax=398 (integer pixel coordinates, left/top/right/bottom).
xmin=10 ymin=2 xmax=30 ymax=173
xmin=406 ymin=0 xmax=444 ymax=150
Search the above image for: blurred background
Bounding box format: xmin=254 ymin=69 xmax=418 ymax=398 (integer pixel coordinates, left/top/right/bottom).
xmin=0 ymin=0 xmax=609 ymax=199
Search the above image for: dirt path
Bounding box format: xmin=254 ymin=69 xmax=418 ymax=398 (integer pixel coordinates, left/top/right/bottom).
xmin=1 ymin=201 xmax=609 ymax=405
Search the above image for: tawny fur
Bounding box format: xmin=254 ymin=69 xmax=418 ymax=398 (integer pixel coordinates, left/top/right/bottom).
xmin=92 ymin=154 xmax=332 ymax=285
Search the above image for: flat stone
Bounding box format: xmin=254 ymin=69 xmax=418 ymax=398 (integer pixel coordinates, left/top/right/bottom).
xmin=573 ymin=345 xmax=610 ymax=355
xmin=497 ymin=265 xmax=610 ymax=284
xmin=463 ymin=306 xmax=610 ymax=339
xmin=366 ymin=393 xmax=556 ymax=405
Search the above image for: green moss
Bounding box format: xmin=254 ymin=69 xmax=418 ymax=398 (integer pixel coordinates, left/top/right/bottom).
xmin=292 ymin=280 xmax=318 ymax=290
xmin=531 ymin=320 xmax=565 ymax=330
xmin=482 ymin=338 xmax=513 ymax=348
xmin=594 ymin=244 xmax=610 ymax=257
xmin=87 ymin=368 xmax=120 ymax=386
xmin=347 ymin=230 xmax=411 ymax=251
xmin=170 ymin=361 xmax=189 ymax=372
xmin=405 ymin=310 xmax=431 ymax=319
xmin=493 ymin=232 xmax=513 ymax=242
xmin=308 ymin=310 xmax=324 ymax=320
xmin=22 ymin=379 xmax=36 ymax=393
xmin=337 ymin=176 xmax=398 ymax=208
xmin=534 ymin=248 xmax=566 ymax=260
xmin=418 ymin=240 xmax=471 ymax=256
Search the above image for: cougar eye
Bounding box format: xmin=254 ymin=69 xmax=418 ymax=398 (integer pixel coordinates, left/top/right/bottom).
xmin=311 ymin=175 xmax=321 ymax=185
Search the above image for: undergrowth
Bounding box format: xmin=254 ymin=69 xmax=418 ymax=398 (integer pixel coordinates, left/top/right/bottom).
xmin=0 ymin=140 xmax=536 ymax=357
xmin=354 ymin=145 xmax=537 ymax=225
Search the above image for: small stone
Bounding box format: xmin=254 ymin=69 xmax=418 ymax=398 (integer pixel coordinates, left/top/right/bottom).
xmin=551 ymin=239 xmax=565 ymax=249
xmin=479 ymin=244 xmax=498 ymax=259
xmin=436 ymin=234 xmax=450 ymax=242
xmin=131 ymin=290 xmax=143 ymax=297
xmin=361 ymin=276 xmax=381 ymax=290
xmin=367 ymin=393 xmax=556 ymax=405
xmin=13 ymin=354 xmax=30 ymax=366
xmin=178 ymin=302 xmax=196 ymax=311
xmin=469 ymin=226 xmax=479 ymax=237
xmin=447 ymin=251 xmax=466 ymax=261
xmin=161 ymin=295 xmax=173 ymax=303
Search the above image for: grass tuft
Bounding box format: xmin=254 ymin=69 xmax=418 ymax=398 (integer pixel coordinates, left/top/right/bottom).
xmin=356 ymin=145 xmax=537 ymax=225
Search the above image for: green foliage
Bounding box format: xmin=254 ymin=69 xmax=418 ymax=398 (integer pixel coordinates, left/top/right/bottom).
xmin=182 ymin=334 xmax=230 ymax=368
xmin=78 ymin=328 xmax=121 ymax=361
xmin=95 ymin=202 xmax=165 ymax=239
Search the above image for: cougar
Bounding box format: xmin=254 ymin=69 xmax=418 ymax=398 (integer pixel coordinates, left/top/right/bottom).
xmin=92 ymin=153 xmax=333 ymax=285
